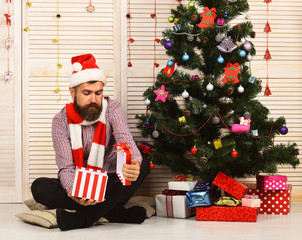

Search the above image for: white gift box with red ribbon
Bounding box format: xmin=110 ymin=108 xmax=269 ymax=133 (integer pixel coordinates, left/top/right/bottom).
xmin=155 ymin=192 xmax=195 ymax=218
xmin=114 ymin=142 xmax=132 ymax=186
xmin=71 ymin=167 xmax=108 ymax=202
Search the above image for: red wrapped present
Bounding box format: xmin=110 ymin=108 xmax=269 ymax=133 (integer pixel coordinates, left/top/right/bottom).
xmin=71 ymin=167 xmax=108 ymax=202
xmin=139 ymin=142 xmax=152 ymax=155
xmin=212 ymin=171 xmax=248 ymax=199
xmin=196 ymin=206 xmax=257 ymax=222
xmin=114 ymin=142 xmax=132 ymax=186
xmin=245 ymin=183 xmax=292 ymax=215
xmin=256 ymin=174 xmax=287 ymax=190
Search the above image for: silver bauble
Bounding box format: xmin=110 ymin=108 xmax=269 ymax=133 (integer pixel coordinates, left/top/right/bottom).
xmin=215 ymin=33 xmax=226 ymax=42
xmin=237 ymin=85 xmax=245 ymax=93
xmin=246 ymin=53 xmax=252 ymax=61
xmin=187 ymin=35 xmax=194 ymax=41
xmin=243 ymin=112 xmax=251 ymax=119
xmin=182 ymin=90 xmax=189 ymax=99
xmin=152 ymin=130 xmax=159 ymax=138
xmin=145 ymin=98 xmax=151 ymax=106
xmin=206 ymin=83 xmax=214 ymax=91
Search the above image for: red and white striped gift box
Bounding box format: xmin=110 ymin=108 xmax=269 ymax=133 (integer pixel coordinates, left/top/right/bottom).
xmin=71 ymin=167 xmax=108 ymax=202
xmin=114 ymin=142 xmax=132 ymax=186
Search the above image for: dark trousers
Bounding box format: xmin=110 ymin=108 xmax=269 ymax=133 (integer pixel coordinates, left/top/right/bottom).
xmin=31 ymin=156 xmax=150 ymax=226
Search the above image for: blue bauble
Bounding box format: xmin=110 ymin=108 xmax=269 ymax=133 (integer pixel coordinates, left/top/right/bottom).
xmin=217 ymin=56 xmax=224 ymax=64
xmin=279 ymin=126 xmax=288 ymax=135
xmin=182 ymin=53 xmax=190 ymax=61
xmin=224 ymin=13 xmax=228 ymax=19
xmin=167 ymin=60 xmax=174 ymax=67
xmin=145 ymin=120 xmax=150 ymax=126
xmin=239 ymin=50 xmax=247 ymax=57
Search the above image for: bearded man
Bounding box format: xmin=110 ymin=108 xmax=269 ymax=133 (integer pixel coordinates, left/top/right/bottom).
xmin=31 ymin=54 xmax=150 ymax=231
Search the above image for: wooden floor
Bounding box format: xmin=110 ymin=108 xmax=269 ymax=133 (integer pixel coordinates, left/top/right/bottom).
xmin=2 ymin=202 xmax=302 ymax=240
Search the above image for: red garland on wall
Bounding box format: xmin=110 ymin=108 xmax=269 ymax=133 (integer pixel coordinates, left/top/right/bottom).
xmin=4 ymin=0 xmax=13 ymax=82
xmin=127 ymin=0 xmax=133 ymax=67
xmin=264 ymin=0 xmax=272 ymax=96
xmin=152 ymin=0 xmax=160 ymax=83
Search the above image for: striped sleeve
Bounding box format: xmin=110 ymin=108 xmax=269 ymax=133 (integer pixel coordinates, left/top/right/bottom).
xmin=107 ymin=99 xmax=142 ymax=163
xmin=52 ymin=110 xmax=75 ymax=193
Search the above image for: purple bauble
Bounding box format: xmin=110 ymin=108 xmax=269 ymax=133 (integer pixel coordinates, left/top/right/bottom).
xmin=164 ymin=40 xmax=173 ymax=50
xmin=243 ymin=41 xmax=252 ymax=51
xmin=279 ymin=126 xmax=288 ymax=135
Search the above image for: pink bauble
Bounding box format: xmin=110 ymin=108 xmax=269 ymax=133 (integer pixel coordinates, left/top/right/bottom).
xmin=243 ymin=41 xmax=252 ymax=51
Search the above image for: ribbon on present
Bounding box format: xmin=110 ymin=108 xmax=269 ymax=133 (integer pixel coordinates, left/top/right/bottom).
xmin=114 ymin=142 xmax=132 ymax=153
xmin=194 ymin=181 xmax=210 ymax=191
xmin=162 ymin=189 xmax=186 ymax=218
xmin=244 ymin=194 xmax=259 ymax=199
xmin=113 ymin=142 xmax=132 ymax=185
xmin=162 ymin=189 xmax=187 ymax=196
xmin=172 ymin=174 xmax=194 ymax=182
xmin=214 ymin=196 xmax=241 ymax=206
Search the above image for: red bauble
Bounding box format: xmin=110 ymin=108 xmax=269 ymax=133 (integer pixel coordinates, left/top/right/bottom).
xmin=191 ymin=147 xmax=198 ymax=155
xmin=231 ymin=149 xmax=238 ymax=158
xmin=150 ymin=162 xmax=154 ymax=170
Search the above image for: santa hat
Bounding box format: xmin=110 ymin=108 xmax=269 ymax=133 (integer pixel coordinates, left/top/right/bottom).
xmin=69 ymin=53 xmax=106 ymax=87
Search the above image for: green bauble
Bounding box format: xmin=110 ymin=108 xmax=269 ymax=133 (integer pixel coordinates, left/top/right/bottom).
xmin=188 ymin=1 xmax=195 ymax=8
xmin=168 ymin=16 xmax=174 ymax=23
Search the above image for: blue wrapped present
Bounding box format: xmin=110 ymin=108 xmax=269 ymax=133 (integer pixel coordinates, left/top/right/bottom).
xmin=186 ymin=190 xmax=211 ymax=207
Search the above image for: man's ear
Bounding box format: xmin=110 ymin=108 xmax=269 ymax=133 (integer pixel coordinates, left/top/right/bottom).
xmin=69 ymin=87 xmax=76 ymax=100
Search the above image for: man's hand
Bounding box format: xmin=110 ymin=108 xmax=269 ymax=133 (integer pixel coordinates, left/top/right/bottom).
xmin=122 ymin=159 xmax=140 ymax=182
xmin=68 ymin=191 xmax=100 ymax=206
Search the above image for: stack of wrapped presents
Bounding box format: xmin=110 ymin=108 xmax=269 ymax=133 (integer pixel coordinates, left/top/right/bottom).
xmin=155 ymin=171 xmax=292 ymax=222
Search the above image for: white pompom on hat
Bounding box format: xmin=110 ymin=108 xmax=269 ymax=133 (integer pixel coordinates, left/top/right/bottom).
xmin=69 ymin=53 xmax=106 ymax=87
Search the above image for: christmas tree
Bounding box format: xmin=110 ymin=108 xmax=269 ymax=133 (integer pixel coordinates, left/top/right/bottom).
xmin=136 ymin=0 xmax=299 ymax=182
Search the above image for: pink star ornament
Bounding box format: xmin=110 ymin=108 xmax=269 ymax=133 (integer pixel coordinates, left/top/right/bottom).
xmin=154 ymin=85 xmax=169 ymax=103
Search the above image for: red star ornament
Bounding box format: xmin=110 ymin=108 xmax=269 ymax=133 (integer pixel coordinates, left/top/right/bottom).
xmin=154 ymin=85 xmax=169 ymax=103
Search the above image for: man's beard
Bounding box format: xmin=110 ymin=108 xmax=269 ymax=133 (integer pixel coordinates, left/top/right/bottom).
xmin=74 ymin=96 xmax=102 ymax=122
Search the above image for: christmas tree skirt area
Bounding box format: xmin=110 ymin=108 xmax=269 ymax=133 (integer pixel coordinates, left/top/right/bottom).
xmin=7 ymin=202 xmax=302 ymax=240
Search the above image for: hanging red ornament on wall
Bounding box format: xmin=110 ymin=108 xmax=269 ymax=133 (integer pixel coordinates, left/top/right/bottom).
xmin=231 ymin=149 xmax=238 ymax=158
xmin=191 ymin=146 xmax=198 ymax=155
xmin=264 ymin=22 xmax=271 ymax=32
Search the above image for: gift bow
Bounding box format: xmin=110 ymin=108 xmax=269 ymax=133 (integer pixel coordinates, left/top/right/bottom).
xmin=113 ymin=142 xmax=132 ymax=153
xmin=194 ymin=181 xmax=209 ymax=191
xmin=214 ymin=196 xmax=241 ymax=206
xmin=226 ymin=62 xmax=240 ymax=71
xmin=172 ymin=174 xmax=194 ymax=182
xmin=244 ymin=194 xmax=259 ymax=199
xmin=204 ymin=7 xmax=216 ymax=17
xmin=240 ymin=117 xmax=250 ymax=126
